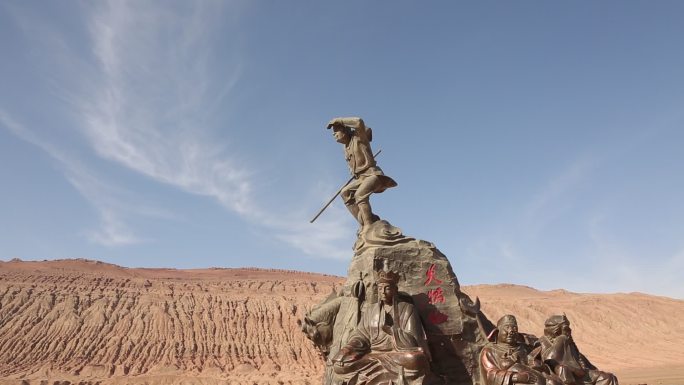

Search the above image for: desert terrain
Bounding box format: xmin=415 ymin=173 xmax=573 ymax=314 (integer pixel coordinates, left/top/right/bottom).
xmin=0 ymin=258 xmax=682 ymax=385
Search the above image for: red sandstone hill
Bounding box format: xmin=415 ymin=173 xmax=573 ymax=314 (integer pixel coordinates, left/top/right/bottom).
xmin=0 ymin=258 xmax=682 ymax=385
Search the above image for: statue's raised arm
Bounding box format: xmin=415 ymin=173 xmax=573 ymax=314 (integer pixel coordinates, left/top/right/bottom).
xmin=327 ymin=117 xmax=371 ymax=143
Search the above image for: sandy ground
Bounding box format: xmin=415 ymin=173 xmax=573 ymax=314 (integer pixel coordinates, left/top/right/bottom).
xmin=616 ymin=365 xmax=684 ymax=385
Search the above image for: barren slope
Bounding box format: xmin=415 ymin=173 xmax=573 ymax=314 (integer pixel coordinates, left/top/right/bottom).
xmin=0 ymin=259 xmax=340 ymax=385
xmin=1 ymin=259 xmax=682 ymax=385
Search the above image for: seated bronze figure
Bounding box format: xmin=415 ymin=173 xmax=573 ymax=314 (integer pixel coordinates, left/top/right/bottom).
xmin=540 ymin=315 xmax=618 ymax=385
xmin=480 ymin=315 xmax=563 ymax=385
xmin=331 ymin=270 xmax=431 ymax=385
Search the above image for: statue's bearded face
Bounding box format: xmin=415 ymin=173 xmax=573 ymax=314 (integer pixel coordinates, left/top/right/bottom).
xmin=378 ymin=282 xmax=396 ymax=305
xmin=497 ymin=321 xmax=519 ymax=345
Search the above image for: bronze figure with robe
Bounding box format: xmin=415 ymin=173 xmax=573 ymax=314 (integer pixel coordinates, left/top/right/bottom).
xmin=539 ymin=315 xmax=618 ymax=385
xmin=480 ymin=315 xmax=563 ymax=385
xmin=331 ymin=270 xmax=431 ymax=385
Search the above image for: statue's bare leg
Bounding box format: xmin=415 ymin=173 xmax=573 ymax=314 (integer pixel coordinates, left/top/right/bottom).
xmin=356 ymin=175 xmax=381 ymax=227
xmin=345 ymin=203 xmax=363 ymax=226
xmin=341 ymin=186 xmax=364 ymax=226
xmin=357 ymin=200 xmax=376 ymax=228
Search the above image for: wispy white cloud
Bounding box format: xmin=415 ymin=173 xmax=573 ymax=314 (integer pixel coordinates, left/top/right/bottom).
xmin=521 ymin=156 xmax=595 ymax=237
xmin=3 ymin=1 xmax=353 ymax=259
xmin=83 ymin=208 xmax=142 ymax=247
xmin=0 ymin=110 xmax=147 ymax=246
xmin=272 ymin=204 xmax=352 ymax=261
xmin=82 ymin=1 xmax=254 ymax=214
xmin=586 ymin=215 xmax=684 ymax=298
xmin=77 ymin=1 xmax=353 ymax=259
xmin=460 ymin=155 xmax=610 ymax=292
xmin=466 ymin=157 xmax=594 ymax=262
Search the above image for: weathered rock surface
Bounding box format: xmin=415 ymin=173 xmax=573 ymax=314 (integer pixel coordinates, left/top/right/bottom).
xmin=341 ymin=220 xmax=491 ymax=384
xmin=0 ymin=258 xmax=683 ymax=385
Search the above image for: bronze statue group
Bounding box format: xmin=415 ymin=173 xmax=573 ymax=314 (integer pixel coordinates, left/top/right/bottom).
xmin=306 ymin=117 xmax=619 ymax=385
xmin=480 ymin=313 xmax=618 ymax=385
xmin=313 ymin=267 xmax=618 ymax=385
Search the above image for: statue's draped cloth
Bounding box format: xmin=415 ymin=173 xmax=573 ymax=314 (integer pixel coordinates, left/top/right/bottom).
xmin=540 ymin=335 xmax=618 ymax=385
xmin=334 ymin=299 xmax=429 ymax=385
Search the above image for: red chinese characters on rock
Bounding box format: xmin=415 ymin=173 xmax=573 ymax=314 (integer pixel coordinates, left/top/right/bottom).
xmin=427 ymin=287 xmax=445 ymax=304
xmin=424 ymin=264 xmax=443 ymax=286
xmin=423 ymin=264 xmax=449 ymax=325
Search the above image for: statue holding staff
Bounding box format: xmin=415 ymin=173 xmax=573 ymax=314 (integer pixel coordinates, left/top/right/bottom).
xmin=323 ymin=117 xmax=397 ymax=229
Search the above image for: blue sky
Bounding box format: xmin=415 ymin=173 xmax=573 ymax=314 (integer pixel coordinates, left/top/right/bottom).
xmin=1 ymin=1 xmax=683 ymax=298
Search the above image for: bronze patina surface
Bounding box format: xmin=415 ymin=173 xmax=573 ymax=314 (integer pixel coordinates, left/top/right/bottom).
xmin=303 ymin=118 xmax=619 ymax=385
xmin=540 ymin=315 xmax=618 ymax=385
xmin=331 ymin=269 xmax=432 ymax=385
xmin=480 ymin=315 xmax=563 ymax=385
xmin=326 ymin=117 xmax=396 ymax=230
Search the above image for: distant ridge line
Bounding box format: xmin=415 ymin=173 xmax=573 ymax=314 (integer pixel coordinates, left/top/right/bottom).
xmin=1 ymin=257 xmax=344 ymax=278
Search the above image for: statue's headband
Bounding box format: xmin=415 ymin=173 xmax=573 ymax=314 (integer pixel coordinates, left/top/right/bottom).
xmin=326 ymin=118 xmax=347 ymax=129
xmin=544 ymin=314 xmax=570 ymax=327
xmin=497 ymin=314 xmax=517 ymax=328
